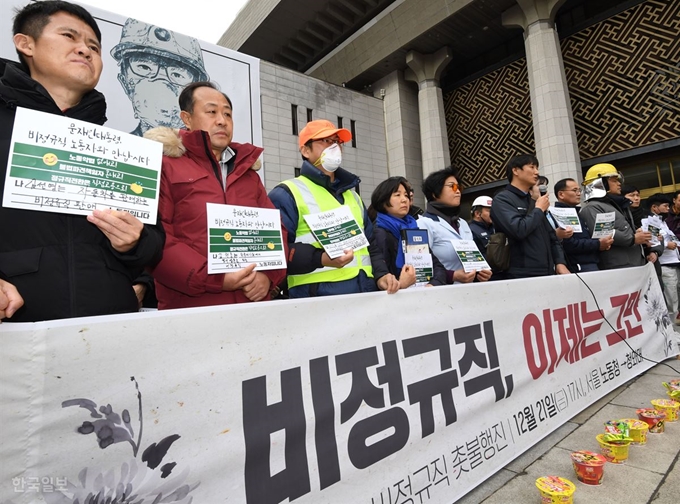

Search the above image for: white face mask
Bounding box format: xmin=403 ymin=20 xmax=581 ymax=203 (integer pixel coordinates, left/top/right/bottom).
xmin=316 ymin=143 xmax=342 ymax=172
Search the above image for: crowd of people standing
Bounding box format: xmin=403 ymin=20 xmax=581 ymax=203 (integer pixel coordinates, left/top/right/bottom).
xmin=1 ymin=1 xmax=677 ymax=328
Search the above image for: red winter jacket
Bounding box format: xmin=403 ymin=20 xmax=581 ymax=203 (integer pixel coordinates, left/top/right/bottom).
xmin=145 ymin=127 xmax=286 ymax=309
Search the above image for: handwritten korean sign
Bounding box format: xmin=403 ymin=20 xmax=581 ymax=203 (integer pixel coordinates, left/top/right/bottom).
xmin=451 ymin=239 xmax=491 ymax=272
xmin=206 ymin=203 xmax=286 ymax=273
xmin=303 ymin=206 xmax=369 ymax=259
xmin=2 ymin=108 xmax=161 ymax=224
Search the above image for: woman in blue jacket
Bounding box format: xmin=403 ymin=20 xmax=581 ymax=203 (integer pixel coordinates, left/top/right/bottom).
xmin=369 ymin=177 xmax=447 ymax=288
xmin=418 ymin=167 xmax=493 ymax=283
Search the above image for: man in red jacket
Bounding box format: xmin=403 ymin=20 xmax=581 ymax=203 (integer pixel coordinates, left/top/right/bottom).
xmin=145 ymin=81 xmax=286 ymax=309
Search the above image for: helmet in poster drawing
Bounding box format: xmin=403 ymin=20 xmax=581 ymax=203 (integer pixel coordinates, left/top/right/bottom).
xmin=582 ymin=163 xmax=625 ymax=201
xmin=111 ymin=19 xmax=210 ymax=134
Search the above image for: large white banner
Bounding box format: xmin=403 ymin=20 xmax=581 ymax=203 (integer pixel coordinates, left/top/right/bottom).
xmin=1 ymin=265 xmax=678 ymax=504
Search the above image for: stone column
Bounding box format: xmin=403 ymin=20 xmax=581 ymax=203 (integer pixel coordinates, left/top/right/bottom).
xmin=405 ymin=47 xmax=452 ymax=179
xmin=503 ymin=0 xmax=582 ymax=186
xmin=373 ymin=70 xmax=425 ymax=205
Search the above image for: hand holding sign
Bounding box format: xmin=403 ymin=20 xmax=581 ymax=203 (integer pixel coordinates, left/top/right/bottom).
xmin=87 ymin=208 xmax=143 ymax=253
xmin=555 ymin=226 xmax=574 ymax=240
xmin=634 ymin=228 xmax=653 ymax=245
xmin=476 ymin=268 xmax=493 ymax=282
xmin=599 ymin=235 xmax=614 ymax=251
xmin=0 ymin=279 xmax=23 ymax=322
xmin=377 ymin=273 xmax=400 ymax=294
xmin=222 ymin=263 xmax=257 ymax=291
xmin=242 ymin=272 xmax=272 ymax=302
xmin=453 ymin=269 xmax=476 ymax=283
xmin=399 ymin=264 xmax=417 ymax=289
xmin=321 ymin=249 xmax=354 ymax=268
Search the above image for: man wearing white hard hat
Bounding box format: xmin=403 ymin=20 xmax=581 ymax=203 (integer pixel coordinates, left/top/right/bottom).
xmin=580 ymin=163 xmax=652 ymax=270
xmin=468 ymin=195 xmax=494 ymax=260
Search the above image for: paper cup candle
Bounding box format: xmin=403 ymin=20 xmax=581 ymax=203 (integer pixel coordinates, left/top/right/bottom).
xmin=535 ymin=476 xmax=576 ymax=504
xmin=570 ymin=451 xmax=606 ymax=485
xmin=651 ymin=399 xmax=679 ymax=422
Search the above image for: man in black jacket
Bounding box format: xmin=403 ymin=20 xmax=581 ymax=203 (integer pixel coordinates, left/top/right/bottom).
xmin=0 ymin=1 xmax=164 ymax=322
xmin=490 ymin=155 xmax=569 ymax=278
xmin=551 ymin=178 xmax=613 ymax=272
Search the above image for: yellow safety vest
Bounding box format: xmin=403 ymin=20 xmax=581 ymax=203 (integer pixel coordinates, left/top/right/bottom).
xmin=281 ymin=176 xmax=373 ymax=288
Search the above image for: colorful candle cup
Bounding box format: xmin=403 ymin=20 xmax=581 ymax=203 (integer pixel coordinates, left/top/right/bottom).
xmin=535 ymin=476 xmax=576 ymax=504
xmin=596 ymin=433 xmax=631 ymax=464
xmin=651 ymin=399 xmax=680 ymax=422
xmin=621 ymin=419 xmax=649 ymax=445
xmin=570 ymin=450 xmax=606 ymax=485
xmin=636 ymin=408 xmax=666 ymax=433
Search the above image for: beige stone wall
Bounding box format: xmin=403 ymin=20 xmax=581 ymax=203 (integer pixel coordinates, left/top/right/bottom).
xmin=259 ymin=61 xmax=388 ymax=199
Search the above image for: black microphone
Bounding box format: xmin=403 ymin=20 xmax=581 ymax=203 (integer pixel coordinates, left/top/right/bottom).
xmin=539 ymin=185 xmax=548 ymax=196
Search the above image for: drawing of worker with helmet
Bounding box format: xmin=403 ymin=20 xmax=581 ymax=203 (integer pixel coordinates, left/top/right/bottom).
xmin=111 ymin=19 xmax=209 ymax=136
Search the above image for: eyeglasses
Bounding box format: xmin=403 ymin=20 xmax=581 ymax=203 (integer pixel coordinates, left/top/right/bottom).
xmin=563 ymin=188 xmax=582 ymax=194
xmin=127 ymin=54 xmax=198 ymax=86
xmin=314 ymin=137 xmax=344 ymax=146
xmin=444 ymin=182 xmax=461 ymax=192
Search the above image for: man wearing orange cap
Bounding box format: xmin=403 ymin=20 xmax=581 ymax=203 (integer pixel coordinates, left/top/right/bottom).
xmin=269 ymin=119 xmax=398 ymax=297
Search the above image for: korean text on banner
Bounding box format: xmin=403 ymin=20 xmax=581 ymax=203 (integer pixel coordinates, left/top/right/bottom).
xmin=0 ymin=264 xmax=678 ymax=504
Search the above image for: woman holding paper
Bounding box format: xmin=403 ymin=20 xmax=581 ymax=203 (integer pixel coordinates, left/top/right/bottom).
xmin=418 ymin=167 xmax=493 ymax=283
xmin=369 ymin=177 xmax=447 ymax=289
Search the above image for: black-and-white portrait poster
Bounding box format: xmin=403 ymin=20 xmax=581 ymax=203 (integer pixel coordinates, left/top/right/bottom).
xmin=1 ymin=0 xmax=262 ymax=147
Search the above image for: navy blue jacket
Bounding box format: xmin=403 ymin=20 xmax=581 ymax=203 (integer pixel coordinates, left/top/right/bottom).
xmin=268 ymin=161 xmax=382 ymax=297
xmin=468 ymin=219 xmax=494 ymax=259
xmin=550 ymin=202 xmax=600 ymax=272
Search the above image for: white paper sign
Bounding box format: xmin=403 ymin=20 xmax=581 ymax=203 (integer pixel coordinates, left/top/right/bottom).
xmin=404 ymin=252 xmax=434 ymax=287
xmin=641 ymin=215 xmax=663 ymax=247
xmin=549 ymin=206 xmax=583 ymax=233
xmin=3 ymin=108 xmax=162 ymax=224
xmin=303 ymin=206 xmax=369 ymax=258
xmin=206 ymin=203 xmax=286 ymax=273
xmin=591 ymin=212 xmax=616 ymax=238
xmin=451 ymin=239 xmax=491 ymax=272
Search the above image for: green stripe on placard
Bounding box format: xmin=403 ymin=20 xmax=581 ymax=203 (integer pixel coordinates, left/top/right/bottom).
xmin=12 ymin=143 xmax=158 ymax=180
xmin=12 ymin=153 xmax=158 ymax=190
xmin=317 ymin=230 xmax=360 ymax=244
xmin=210 ymin=244 xmax=284 ymax=252
xmin=9 ymin=165 xmax=157 ymax=199
xmin=209 ymin=237 xmax=283 ymax=245
xmin=209 ymin=229 xmax=282 ymax=238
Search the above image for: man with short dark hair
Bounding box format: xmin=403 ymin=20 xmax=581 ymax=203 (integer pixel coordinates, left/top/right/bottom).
xmin=622 ymin=185 xmax=644 ymax=228
xmin=0 ymin=1 xmax=164 ymax=322
xmin=552 ymin=178 xmax=613 ymax=272
xmin=490 ymin=155 xmax=569 ymax=278
xmin=145 ymin=81 xmax=286 ymax=308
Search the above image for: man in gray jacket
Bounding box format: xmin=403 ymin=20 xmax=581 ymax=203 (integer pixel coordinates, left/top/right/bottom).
xmin=580 ymin=163 xmax=652 ymax=270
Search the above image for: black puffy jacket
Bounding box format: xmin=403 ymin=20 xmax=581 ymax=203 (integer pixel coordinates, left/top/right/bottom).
xmin=0 ymin=59 xmax=164 ymax=322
